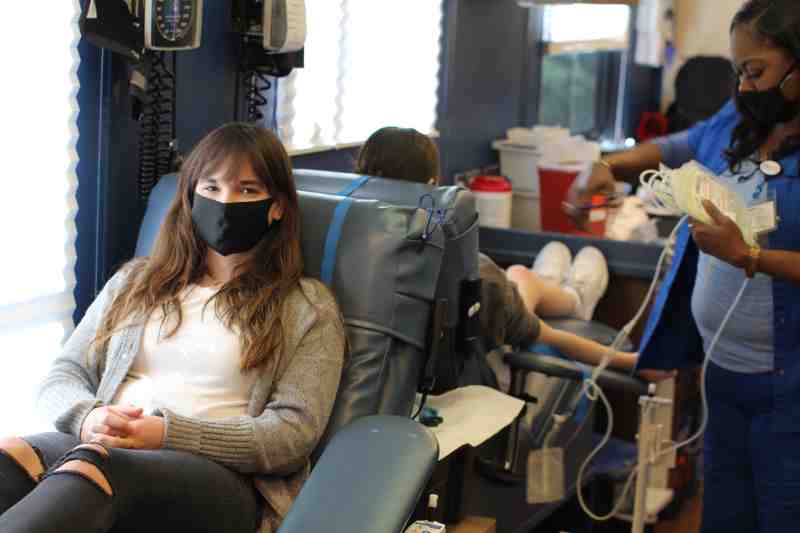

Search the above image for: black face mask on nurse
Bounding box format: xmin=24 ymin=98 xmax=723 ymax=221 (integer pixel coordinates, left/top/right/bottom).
xmin=737 ymin=63 xmax=800 ymax=126
xmin=191 ymin=194 xmax=279 ymax=256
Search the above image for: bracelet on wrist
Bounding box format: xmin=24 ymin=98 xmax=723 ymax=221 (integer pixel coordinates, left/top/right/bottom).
xmin=745 ymin=246 xmax=761 ymax=278
xmin=597 ymin=159 xmax=613 ymax=172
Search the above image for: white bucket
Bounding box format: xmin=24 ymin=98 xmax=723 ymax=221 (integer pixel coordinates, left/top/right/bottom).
xmin=512 ymin=190 xmax=541 ymax=233
xmin=492 ymin=140 xmax=541 ymax=195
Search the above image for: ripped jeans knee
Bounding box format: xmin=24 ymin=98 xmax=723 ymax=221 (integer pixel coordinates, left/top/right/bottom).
xmin=42 ymin=443 xmax=114 ymax=497
xmin=0 ymin=436 xmax=46 ymax=483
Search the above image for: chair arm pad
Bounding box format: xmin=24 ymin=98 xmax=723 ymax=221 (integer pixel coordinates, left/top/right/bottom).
xmin=277 ymin=415 xmax=438 ymax=533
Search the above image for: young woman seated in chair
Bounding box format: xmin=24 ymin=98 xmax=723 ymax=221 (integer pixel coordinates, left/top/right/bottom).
xmin=356 ymin=126 xmax=671 ymax=384
xmin=0 ymin=123 xmax=345 ymax=533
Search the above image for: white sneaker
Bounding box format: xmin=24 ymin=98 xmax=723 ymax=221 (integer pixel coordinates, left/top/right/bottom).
xmin=532 ymin=241 xmax=572 ymax=285
xmin=564 ymin=246 xmax=609 ymax=321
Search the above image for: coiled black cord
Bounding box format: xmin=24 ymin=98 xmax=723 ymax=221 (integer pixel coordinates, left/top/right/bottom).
xmin=244 ymin=68 xmax=272 ymax=124
xmin=138 ymin=51 xmax=177 ymax=202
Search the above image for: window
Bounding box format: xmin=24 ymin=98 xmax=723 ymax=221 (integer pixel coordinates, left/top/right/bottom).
xmin=0 ymin=3 xmax=80 ymax=434
xmin=542 ymin=4 xmax=631 ymax=54
xmin=277 ymin=0 xmax=443 ymax=153
xmin=537 ymin=4 xmax=631 ymax=139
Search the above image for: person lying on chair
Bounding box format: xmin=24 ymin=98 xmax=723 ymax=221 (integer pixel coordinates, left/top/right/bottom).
xmin=0 ymin=123 xmax=345 ymax=533
xmin=356 ymin=126 xmax=672 ymax=384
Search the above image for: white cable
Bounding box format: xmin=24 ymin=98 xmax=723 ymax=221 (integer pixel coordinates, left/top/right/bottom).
xmin=639 ymin=164 xmax=754 ymax=459
xmin=571 ymin=217 xmax=684 ymax=521
xmin=589 ymin=212 xmax=683 ymax=384
xmin=572 ymin=220 xmax=749 ymax=521
xmin=653 ymin=277 xmax=749 ymax=462
xmin=576 ymin=277 xmax=748 ymax=523
xmin=639 ymin=168 xmax=681 ymax=214
xmin=565 ymin=164 xmax=754 ymax=522
xmin=576 ymin=380 xmax=639 ymax=520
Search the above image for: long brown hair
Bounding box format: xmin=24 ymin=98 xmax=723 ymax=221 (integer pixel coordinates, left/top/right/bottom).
xmin=94 ymin=123 xmax=303 ymax=372
xmin=356 ymin=127 xmax=440 ymax=183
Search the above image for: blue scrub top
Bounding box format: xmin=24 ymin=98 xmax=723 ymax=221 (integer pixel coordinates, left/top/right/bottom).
xmin=637 ymin=100 xmax=800 ymax=433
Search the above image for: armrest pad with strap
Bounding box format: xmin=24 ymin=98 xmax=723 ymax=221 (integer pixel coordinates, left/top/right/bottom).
xmin=503 ymin=352 xmax=584 ymax=381
xmin=278 ymin=415 xmax=438 ymax=533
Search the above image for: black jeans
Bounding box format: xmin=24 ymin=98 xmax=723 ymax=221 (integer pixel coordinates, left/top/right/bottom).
xmin=0 ymin=432 xmax=260 ymax=533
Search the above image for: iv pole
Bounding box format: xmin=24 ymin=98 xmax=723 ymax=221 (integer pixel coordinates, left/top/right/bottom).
xmin=631 ymin=391 xmax=673 ymax=533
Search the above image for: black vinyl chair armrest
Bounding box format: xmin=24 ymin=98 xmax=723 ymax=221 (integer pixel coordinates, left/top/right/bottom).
xmin=277 ymin=415 xmax=439 ymax=533
xmin=504 ymin=352 xmax=584 ymax=381
xmin=504 ymin=351 xmax=650 ymax=396
xmin=593 ymin=368 xmax=650 ymax=396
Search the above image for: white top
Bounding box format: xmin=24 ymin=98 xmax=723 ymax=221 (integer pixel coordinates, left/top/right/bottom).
xmin=112 ymin=285 xmax=258 ymax=420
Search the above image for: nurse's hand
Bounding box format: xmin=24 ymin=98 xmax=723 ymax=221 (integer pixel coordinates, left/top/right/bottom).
xmin=689 ymin=200 xmax=750 ymax=268
xmin=565 ymin=162 xmax=618 ymax=227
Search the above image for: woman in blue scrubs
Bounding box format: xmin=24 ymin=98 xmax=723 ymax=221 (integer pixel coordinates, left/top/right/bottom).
xmin=576 ymin=1 xmax=800 ymax=531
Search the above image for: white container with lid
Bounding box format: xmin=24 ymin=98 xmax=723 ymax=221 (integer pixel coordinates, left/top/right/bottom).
xmin=470 ymin=175 xmax=513 ymax=229
xmin=491 ymin=140 xmax=541 ymax=195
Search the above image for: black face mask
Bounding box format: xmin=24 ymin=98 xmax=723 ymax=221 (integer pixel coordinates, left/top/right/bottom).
xmin=737 ymin=64 xmax=800 ymax=126
xmin=191 ymin=194 xmax=279 ymax=256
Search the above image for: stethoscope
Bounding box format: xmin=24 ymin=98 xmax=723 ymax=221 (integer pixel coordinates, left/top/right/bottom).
xmin=735 ymin=158 xmax=782 ymax=182
xmin=731 ymin=158 xmax=782 ymax=202
xmin=759 ymin=159 xmax=783 ymax=178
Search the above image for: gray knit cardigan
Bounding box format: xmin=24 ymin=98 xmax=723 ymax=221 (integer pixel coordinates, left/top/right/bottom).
xmin=37 ymin=268 xmax=346 ymax=533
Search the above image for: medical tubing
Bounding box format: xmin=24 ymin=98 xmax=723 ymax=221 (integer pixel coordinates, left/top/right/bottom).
xmin=640 ymin=164 xmax=754 ymax=460
xmin=588 ymin=215 xmax=684 ymax=390
xmin=575 ymin=381 xmax=638 ymax=520
xmin=575 ymin=225 xmax=748 ymax=521
xmin=639 ymin=169 xmax=681 ymax=214
xmin=576 ymin=278 xmax=747 ymax=521
xmin=561 ymin=401 xmax=596 ymax=451
xmin=573 ymin=217 xmax=685 ymax=520
xmin=543 ymin=414 xmax=566 ymax=450
xmin=572 ymin=166 xmax=750 ymax=520
xmin=653 ymin=277 xmax=749 ymax=463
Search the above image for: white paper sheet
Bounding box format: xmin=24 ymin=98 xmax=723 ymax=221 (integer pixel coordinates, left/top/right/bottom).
xmin=418 ymin=386 xmax=525 ymax=460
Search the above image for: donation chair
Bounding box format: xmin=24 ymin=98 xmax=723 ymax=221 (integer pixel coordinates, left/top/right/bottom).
xmin=136 ymin=174 xmax=460 ymax=533
xmin=293 ymin=169 xmax=488 ymax=394
xmin=290 ymin=169 xmax=651 ymax=533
